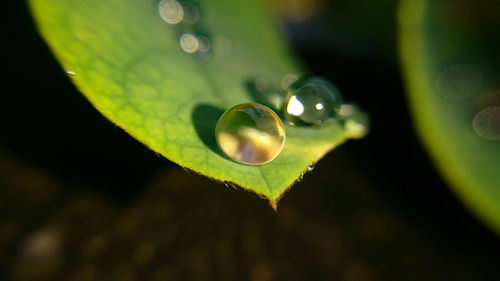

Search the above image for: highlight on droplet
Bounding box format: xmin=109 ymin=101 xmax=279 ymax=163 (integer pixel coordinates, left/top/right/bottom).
xmin=286 ymin=95 xmax=305 ymax=116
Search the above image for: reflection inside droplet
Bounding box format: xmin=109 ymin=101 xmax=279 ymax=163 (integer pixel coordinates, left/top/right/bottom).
xmin=472 ymin=106 xmax=500 ymax=140
xmin=158 ymin=0 xmax=184 ymax=24
xmin=436 ymin=64 xmax=483 ymax=99
xmin=65 ymin=70 xmax=76 ymax=76
xmin=181 ymin=2 xmax=200 ymax=24
xmin=179 ymin=33 xmax=199 ymax=53
xmin=215 ymin=103 xmax=285 ymax=165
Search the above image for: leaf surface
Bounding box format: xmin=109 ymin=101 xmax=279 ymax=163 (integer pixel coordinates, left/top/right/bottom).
xmin=30 ymin=0 xmax=352 ymax=201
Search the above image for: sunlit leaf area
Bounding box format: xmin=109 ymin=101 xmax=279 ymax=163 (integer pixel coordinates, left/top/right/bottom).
xmin=2 ymin=0 xmax=500 ymax=280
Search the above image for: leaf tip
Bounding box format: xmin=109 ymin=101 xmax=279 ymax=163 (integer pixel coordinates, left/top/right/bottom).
xmin=269 ymin=199 xmax=278 ymax=212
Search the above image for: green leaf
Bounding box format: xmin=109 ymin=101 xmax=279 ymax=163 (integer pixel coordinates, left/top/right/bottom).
xmin=399 ymin=0 xmax=500 ymax=233
xmin=30 ymin=0 xmax=355 ymax=203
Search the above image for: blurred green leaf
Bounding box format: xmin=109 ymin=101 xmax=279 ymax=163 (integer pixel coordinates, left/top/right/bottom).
xmin=29 ymin=0 xmax=354 ymax=203
xmin=399 ymin=0 xmax=500 ymax=233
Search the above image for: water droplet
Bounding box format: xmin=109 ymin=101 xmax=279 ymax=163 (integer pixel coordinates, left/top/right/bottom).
xmin=181 ymin=2 xmax=200 ymax=24
xmin=472 ymin=106 xmax=500 ymax=140
xmin=307 ymin=164 xmax=315 ymax=171
xmin=339 ymin=103 xmax=355 ymax=117
xmin=213 ymin=36 xmax=232 ymax=56
xmin=216 ymin=103 xmax=285 ymax=165
xmin=344 ymin=110 xmax=370 ymax=139
xmin=284 ymin=77 xmax=343 ymax=125
xmin=65 ymin=70 xmax=76 ymax=76
xmin=179 ymin=33 xmax=199 ymax=53
xmin=281 ymin=73 xmax=299 ymax=90
xmin=158 ymin=0 xmax=184 ymax=24
xmin=436 ymin=64 xmax=483 ymax=99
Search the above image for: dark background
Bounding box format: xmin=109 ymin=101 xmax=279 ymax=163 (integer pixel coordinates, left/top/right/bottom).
xmin=1 ymin=0 xmax=500 ymax=280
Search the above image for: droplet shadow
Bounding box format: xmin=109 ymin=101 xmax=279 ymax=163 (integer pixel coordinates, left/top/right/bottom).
xmin=244 ymin=79 xmax=285 ymax=118
xmin=192 ymin=103 xmax=226 ymax=157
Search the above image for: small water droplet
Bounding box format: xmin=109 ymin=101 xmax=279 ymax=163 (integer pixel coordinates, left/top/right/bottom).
xmin=436 ymin=64 xmax=483 ymax=99
xmin=344 ymin=110 xmax=370 ymax=139
xmin=339 ymin=103 xmax=355 ymax=117
xmin=281 ymin=73 xmax=299 ymax=90
xmin=181 ymin=2 xmax=200 ymax=24
xmin=307 ymin=164 xmax=315 ymax=171
xmin=472 ymin=106 xmax=500 ymax=140
xmin=213 ymin=36 xmax=232 ymax=56
xmin=65 ymin=70 xmax=76 ymax=76
xmin=284 ymin=77 xmax=343 ymax=125
xmin=179 ymin=33 xmax=199 ymax=53
xmin=216 ymin=103 xmax=285 ymax=165
xmin=158 ymin=0 xmax=184 ymax=24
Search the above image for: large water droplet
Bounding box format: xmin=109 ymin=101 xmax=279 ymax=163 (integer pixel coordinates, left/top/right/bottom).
xmin=158 ymin=0 xmax=184 ymax=24
xmin=216 ymin=103 xmax=285 ymax=165
xmin=472 ymin=106 xmax=500 ymax=140
xmin=284 ymin=77 xmax=343 ymax=125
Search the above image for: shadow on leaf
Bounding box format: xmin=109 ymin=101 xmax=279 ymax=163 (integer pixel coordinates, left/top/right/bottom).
xmin=192 ymin=103 xmax=225 ymax=157
xmin=244 ymin=79 xmax=285 ymax=117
